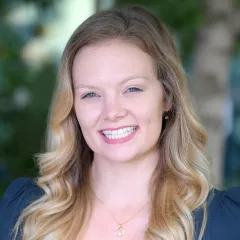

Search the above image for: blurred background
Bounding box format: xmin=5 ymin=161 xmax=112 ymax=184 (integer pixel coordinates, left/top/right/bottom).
xmin=0 ymin=0 xmax=240 ymax=195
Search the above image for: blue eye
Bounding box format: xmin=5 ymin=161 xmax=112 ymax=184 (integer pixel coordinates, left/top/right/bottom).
xmin=125 ymin=87 xmax=143 ymax=93
xmin=81 ymin=92 xmax=100 ymax=99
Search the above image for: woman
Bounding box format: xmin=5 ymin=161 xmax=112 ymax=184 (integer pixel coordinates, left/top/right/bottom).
xmin=0 ymin=6 xmax=239 ymax=240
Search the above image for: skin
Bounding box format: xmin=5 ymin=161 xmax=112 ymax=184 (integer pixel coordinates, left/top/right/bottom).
xmin=72 ymin=39 xmax=168 ymax=239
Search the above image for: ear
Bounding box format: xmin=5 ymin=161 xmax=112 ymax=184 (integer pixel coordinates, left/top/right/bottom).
xmin=163 ymin=102 xmax=172 ymax=112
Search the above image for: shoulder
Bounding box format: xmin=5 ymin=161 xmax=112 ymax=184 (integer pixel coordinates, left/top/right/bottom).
xmin=0 ymin=178 xmax=43 ymax=240
xmin=205 ymin=186 xmax=240 ymax=240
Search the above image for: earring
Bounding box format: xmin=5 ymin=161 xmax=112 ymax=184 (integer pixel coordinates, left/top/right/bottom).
xmin=164 ymin=111 xmax=169 ymax=120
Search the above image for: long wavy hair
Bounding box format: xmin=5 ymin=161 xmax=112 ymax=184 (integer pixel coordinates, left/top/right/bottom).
xmin=13 ymin=6 xmax=212 ymax=240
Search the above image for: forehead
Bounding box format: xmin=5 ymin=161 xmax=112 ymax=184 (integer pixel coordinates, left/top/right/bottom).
xmin=72 ymin=39 xmax=156 ymax=86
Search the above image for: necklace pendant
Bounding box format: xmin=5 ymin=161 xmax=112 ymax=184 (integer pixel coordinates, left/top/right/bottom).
xmin=115 ymin=224 xmax=124 ymax=237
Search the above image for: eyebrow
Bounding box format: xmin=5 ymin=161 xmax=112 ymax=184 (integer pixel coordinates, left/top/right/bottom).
xmin=75 ymin=76 xmax=148 ymax=90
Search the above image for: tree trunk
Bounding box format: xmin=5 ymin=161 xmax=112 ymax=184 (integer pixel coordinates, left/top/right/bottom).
xmin=190 ymin=0 xmax=236 ymax=188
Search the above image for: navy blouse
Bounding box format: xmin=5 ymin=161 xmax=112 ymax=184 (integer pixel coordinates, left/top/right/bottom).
xmin=0 ymin=178 xmax=240 ymax=239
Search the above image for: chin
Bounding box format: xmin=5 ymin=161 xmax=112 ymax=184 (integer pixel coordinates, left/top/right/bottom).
xmin=102 ymin=150 xmax=137 ymax=163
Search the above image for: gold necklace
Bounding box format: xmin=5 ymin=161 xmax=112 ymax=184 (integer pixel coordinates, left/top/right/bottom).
xmin=94 ymin=194 xmax=149 ymax=237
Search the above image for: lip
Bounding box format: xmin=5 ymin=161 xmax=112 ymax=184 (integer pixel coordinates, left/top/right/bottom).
xmin=100 ymin=125 xmax=137 ymax=131
xmin=99 ymin=126 xmax=139 ymax=144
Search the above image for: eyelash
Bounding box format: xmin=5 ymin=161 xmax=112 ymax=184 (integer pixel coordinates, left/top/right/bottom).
xmin=125 ymin=87 xmax=143 ymax=93
xmin=81 ymin=92 xmax=100 ymax=99
xmin=81 ymin=87 xmax=143 ymax=99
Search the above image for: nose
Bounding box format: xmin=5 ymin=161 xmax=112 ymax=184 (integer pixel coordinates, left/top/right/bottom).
xmin=102 ymin=96 xmax=127 ymax=121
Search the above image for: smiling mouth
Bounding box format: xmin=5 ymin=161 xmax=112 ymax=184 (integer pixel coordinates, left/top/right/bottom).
xmin=101 ymin=126 xmax=138 ymax=140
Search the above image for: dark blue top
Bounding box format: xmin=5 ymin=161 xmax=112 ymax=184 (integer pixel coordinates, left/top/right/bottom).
xmin=0 ymin=178 xmax=240 ymax=239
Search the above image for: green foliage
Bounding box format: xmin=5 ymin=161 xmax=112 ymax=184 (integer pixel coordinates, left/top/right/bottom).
xmin=0 ymin=0 xmax=56 ymax=194
xmin=0 ymin=0 xmax=57 ymax=14
xmin=1 ymin=63 xmax=56 ymax=176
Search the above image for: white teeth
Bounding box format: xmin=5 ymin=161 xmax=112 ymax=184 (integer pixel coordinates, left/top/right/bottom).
xmin=118 ymin=129 xmax=123 ymax=134
xmin=102 ymin=126 xmax=137 ymax=140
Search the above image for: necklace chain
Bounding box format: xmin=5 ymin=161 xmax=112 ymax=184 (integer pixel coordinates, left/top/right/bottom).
xmin=93 ymin=192 xmax=149 ymax=237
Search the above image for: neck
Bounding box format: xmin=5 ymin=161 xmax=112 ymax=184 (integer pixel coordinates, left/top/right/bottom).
xmin=90 ymin=152 xmax=159 ymax=208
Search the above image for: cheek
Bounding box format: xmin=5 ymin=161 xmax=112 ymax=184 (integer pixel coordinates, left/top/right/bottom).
xmin=74 ymin=105 xmax=100 ymax=149
xmin=74 ymin=102 xmax=101 ymax=131
xmin=144 ymin=108 xmax=163 ymax=130
xmin=143 ymin=103 xmax=163 ymax=144
xmin=136 ymin=96 xmax=164 ymax=124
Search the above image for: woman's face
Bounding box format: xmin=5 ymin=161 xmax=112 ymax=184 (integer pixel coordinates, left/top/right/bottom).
xmin=72 ymin=39 xmax=168 ymax=163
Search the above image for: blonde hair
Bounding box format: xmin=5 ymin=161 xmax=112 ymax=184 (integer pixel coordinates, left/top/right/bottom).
xmin=13 ymin=6 xmax=212 ymax=240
